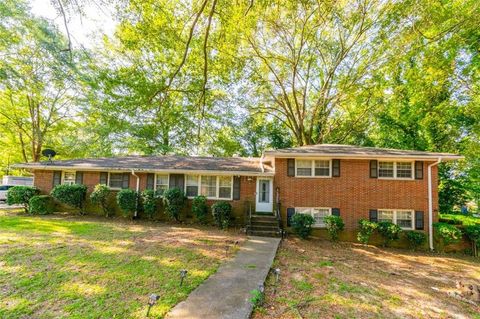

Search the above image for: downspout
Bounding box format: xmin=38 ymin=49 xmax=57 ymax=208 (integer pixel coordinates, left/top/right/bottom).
xmin=131 ymin=169 xmax=140 ymax=217
xmin=428 ymin=157 xmax=442 ymax=251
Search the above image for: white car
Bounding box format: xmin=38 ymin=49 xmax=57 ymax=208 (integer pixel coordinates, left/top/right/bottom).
xmin=0 ymin=185 xmax=15 ymax=202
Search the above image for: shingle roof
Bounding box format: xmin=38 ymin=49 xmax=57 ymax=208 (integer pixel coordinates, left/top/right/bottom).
xmin=14 ymin=155 xmax=273 ymax=175
xmin=264 ymin=144 xmax=463 ymax=160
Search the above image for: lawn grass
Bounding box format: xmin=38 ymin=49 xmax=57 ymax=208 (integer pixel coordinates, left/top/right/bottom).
xmin=0 ymin=213 xmax=244 ymax=318
xmin=440 ymin=213 xmax=480 ymax=226
xmin=253 ymin=238 xmax=480 ymax=319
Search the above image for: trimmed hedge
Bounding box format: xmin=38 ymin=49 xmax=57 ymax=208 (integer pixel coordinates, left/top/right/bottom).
xmin=291 ymin=213 xmax=315 ymax=239
xmin=116 ymin=189 xmax=138 ymax=218
xmin=211 ymin=201 xmax=232 ymax=229
xmin=163 ymin=187 xmax=186 ymax=221
xmin=51 ymin=184 xmax=88 ymax=215
xmin=90 ymin=184 xmax=112 ymax=217
xmin=192 ymin=195 xmax=208 ymax=224
xmin=433 ymin=222 xmax=463 ymax=252
xmin=141 ymin=189 xmax=160 ymax=219
xmin=324 ymin=215 xmax=344 ymax=241
xmin=7 ymin=186 xmax=40 ymax=213
xmin=29 ymin=195 xmax=54 ymax=215
xmin=377 ymin=222 xmax=402 ymax=247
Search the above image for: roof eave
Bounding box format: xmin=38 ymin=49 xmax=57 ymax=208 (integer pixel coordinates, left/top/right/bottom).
xmin=263 ymin=152 xmax=464 ymax=161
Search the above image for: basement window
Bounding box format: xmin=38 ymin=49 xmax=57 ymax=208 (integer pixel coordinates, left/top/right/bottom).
xmin=295 ymin=207 xmax=331 ymax=228
xmin=378 ymin=209 xmax=414 ymax=230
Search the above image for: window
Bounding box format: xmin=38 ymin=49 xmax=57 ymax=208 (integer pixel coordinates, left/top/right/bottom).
xmin=378 ymin=161 xmax=413 ymax=179
xmin=201 ymin=176 xmax=217 ymax=198
xmin=295 ymin=207 xmax=331 ymax=228
xmin=295 ymin=159 xmax=331 ymax=177
xmin=63 ymin=172 xmax=76 ymax=185
xmin=155 ymin=174 xmax=169 ymax=195
xmin=109 ymin=173 xmax=124 ymax=189
xmin=218 ymin=176 xmax=232 ymax=199
xmin=186 ymin=175 xmax=199 ymax=197
xmin=378 ymin=209 xmax=414 ymax=230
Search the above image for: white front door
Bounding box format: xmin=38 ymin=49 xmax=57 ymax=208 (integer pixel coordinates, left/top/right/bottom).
xmin=256 ymin=178 xmax=273 ymax=213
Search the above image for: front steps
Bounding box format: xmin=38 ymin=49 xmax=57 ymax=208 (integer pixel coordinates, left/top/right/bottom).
xmin=246 ymin=214 xmax=282 ymax=237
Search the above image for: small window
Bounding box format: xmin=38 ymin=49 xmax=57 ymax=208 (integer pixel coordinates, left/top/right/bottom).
xmin=378 ymin=162 xmax=394 ymax=178
xmin=378 ymin=210 xmax=394 ymax=223
xmin=109 ymin=173 xmax=124 ymax=189
xmin=63 ymin=172 xmax=76 ymax=185
xmin=295 ymin=207 xmax=331 ymax=228
xmin=396 ymin=162 xmax=413 ymax=178
xmin=155 ymin=174 xmax=169 ymax=195
xmin=296 ymin=160 xmax=312 ymax=176
xmin=314 ymin=160 xmax=330 ymax=177
xmin=377 ymin=209 xmax=414 ymax=230
xmin=186 ymin=175 xmax=199 ymax=197
xmin=218 ymin=176 xmax=232 ymax=199
xmin=201 ymin=176 xmax=217 ymax=198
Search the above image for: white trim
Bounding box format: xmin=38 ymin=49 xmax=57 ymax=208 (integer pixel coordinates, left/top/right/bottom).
xmin=184 ymin=174 xmax=233 ymax=200
xmin=377 ymin=160 xmax=414 ymax=180
xmin=154 ymin=173 xmax=169 ymax=193
xmin=294 ymin=158 xmax=332 ymax=178
xmin=264 ymin=152 xmax=463 ymax=161
xmin=107 ymin=172 xmax=124 ymax=190
xmin=295 ymin=207 xmax=332 ymax=228
xmin=377 ymin=209 xmax=415 ymax=230
xmin=61 ymin=170 xmax=76 ymax=185
xmin=256 ymin=177 xmax=273 ymax=212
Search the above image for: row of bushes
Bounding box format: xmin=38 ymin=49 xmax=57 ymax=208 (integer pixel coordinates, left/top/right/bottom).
xmin=291 ymin=213 xmax=480 ymax=255
xmin=6 ymin=185 xmax=234 ymax=230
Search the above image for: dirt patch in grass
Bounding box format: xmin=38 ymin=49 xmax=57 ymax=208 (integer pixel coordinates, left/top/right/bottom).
xmin=0 ymin=213 xmax=244 ymax=318
xmin=253 ymin=237 xmax=480 ymax=319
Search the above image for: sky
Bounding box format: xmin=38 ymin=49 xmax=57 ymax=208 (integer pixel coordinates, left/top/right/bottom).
xmin=29 ymin=0 xmax=118 ymax=49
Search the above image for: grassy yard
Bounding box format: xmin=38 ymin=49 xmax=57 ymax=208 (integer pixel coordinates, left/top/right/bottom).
xmin=253 ymin=238 xmax=480 ymax=319
xmin=0 ymin=213 xmax=244 ymax=319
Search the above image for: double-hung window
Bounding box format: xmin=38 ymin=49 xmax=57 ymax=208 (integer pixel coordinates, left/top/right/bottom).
xmin=295 ymin=159 xmax=331 ymax=177
xmin=378 ymin=209 xmax=414 ymax=230
xmin=218 ymin=176 xmax=232 ymax=199
xmin=295 ymin=207 xmax=331 ymax=228
xmin=378 ymin=161 xmax=413 ymax=179
xmin=201 ymin=176 xmax=217 ymax=198
xmin=109 ymin=173 xmax=124 ymax=189
xmin=185 ymin=175 xmax=233 ymax=199
xmin=63 ymin=172 xmax=76 ymax=185
xmin=155 ymin=174 xmax=169 ymax=195
xmin=186 ymin=175 xmax=199 ymax=197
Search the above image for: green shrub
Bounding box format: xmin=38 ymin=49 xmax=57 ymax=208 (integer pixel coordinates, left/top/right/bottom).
xmin=192 ymin=195 xmax=208 ymax=224
xmin=377 ymin=222 xmax=402 ymax=247
xmin=357 ymin=219 xmax=377 ymax=245
xmin=6 ymin=186 xmax=40 ymax=214
xmin=141 ymin=189 xmax=160 ymax=219
xmin=90 ymin=184 xmax=112 ymax=217
xmin=433 ymin=222 xmax=462 ymax=252
xmin=405 ymin=231 xmax=426 ymax=251
xmin=28 ymin=195 xmax=54 ymax=215
xmin=211 ymin=201 xmax=232 ymax=229
xmin=324 ymin=215 xmax=345 ymax=241
xmin=162 ymin=187 xmax=186 ymax=221
xmin=291 ymin=213 xmax=315 ymax=239
xmin=50 ymin=184 xmax=88 ymax=215
xmin=116 ymin=189 xmax=138 ymax=218
xmin=464 ymin=225 xmax=480 ymax=257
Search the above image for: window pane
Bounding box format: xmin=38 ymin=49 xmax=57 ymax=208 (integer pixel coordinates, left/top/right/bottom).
xmin=396 ymin=162 xmax=412 ymax=178
xmin=314 ymin=160 xmax=330 ymax=176
xmin=397 ymin=210 xmax=413 ymax=229
xmin=155 ymin=174 xmax=169 ymax=195
xmin=312 ymin=208 xmax=330 ymax=227
xmin=378 ymin=210 xmax=394 ymax=223
xmin=218 ymin=176 xmax=232 ymax=199
xmin=201 ymin=176 xmax=217 ymax=197
xmin=186 ymin=175 xmax=199 ymax=197
xmin=63 ymin=172 xmax=76 ymax=185
xmin=296 ymin=160 xmax=312 ymax=176
xmin=378 ymin=162 xmax=394 ymax=178
xmin=109 ymin=173 xmax=123 ymax=188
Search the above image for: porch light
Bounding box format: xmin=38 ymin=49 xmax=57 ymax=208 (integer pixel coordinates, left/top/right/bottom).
xmin=146 ymin=293 xmax=160 ymax=317
xmin=179 ymin=269 xmax=188 ymax=286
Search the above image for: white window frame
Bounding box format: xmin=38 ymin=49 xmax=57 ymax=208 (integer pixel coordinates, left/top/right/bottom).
xmin=377 ymin=209 xmax=415 ymax=230
xmin=62 ymin=171 xmax=76 ymax=185
xmin=378 ymin=161 xmax=414 ymax=180
xmin=184 ymin=175 xmax=233 ymax=200
xmin=295 ymin=207 xmax=332 ymax=228
xmin=107 ymin=172 xmax=125 ymax=190
xmin=154 ymin=173 xmax=169 ymax=194
xmin=294 ymin=159 xmax=332 ymax=178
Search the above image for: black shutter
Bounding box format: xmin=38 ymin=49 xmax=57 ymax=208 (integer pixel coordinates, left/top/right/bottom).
xmin=369 ymin=209 xmax=378 ymax=222
xmin=370 ymin=160 xmax=378 ymax=178
xmin=332 ymin=208 xmax=340 ymax=216
xmin=415 ymin=161 xmax=424 ymax=179
xmin=286 ymin=207 xmax=295 ymax=227
xmin=233 ymin=176 xmax=241 ymax=200
xmin=415 ymin=211 xmax=424 ymax=230
xmin=53 ymin=171 xmax=62 ymax=187
xmin=332 ymin=159 xmax=340 ymax=177
xmin=169 ymin=174 xmax=185 ymax=190
xmin=287 ymin=159 xmax=295 ymax=177
xmin=146 ymin=173 xmax=155 ymax=190
xmin=122 ymin=173 xmax=130 ymax=189
xmin=75 ymin=172 xmax=83 ymax=184
xmin=99 ymin=172 xmax=108 ymax=185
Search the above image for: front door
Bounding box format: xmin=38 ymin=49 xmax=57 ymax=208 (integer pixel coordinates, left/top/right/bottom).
xmin=256 ymin=178 xmax=273 ymax=213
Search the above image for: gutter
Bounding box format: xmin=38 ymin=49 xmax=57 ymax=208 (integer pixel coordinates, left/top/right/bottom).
xmin=428 ymin=157 xmax=442 ymax=251
xmin=131 ymin=169 xmax=140 ymax=217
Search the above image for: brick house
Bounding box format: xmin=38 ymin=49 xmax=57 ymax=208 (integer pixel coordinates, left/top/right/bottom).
xmin=15 ymin=144 xmax=462 ymax=248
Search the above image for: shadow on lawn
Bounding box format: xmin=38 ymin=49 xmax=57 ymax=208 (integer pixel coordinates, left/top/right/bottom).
xmin=0 ymin=215 xmax=240 ymax=319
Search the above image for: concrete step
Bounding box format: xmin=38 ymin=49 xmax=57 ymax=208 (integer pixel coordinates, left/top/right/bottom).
xmin=251 ymin=215 xmax=278 ymax=223
xmin=249 ymin=220 xmax=279 ymax=227
xmin=248 ymin=229 xmax=282 ymax=237
xmin=249 ymin=225 xmax=280 ymax=232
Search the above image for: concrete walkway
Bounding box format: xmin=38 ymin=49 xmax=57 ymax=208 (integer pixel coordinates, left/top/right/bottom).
xmin=166 ymin=236 xmax=281 ymax=319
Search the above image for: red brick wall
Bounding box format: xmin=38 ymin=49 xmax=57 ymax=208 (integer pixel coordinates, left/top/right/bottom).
xmin=274 ymin=158 xmax=439 ymax=232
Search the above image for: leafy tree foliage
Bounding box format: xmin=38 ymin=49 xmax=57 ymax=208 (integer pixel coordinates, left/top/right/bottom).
xmin=6 ymin=186 xmax=40 ymax=213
